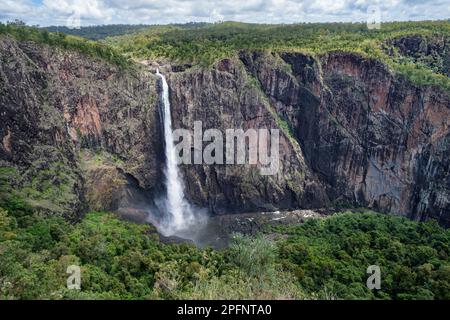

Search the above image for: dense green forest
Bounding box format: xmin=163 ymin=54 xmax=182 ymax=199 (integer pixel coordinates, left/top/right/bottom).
xmin=106 ymin=21 xmax=449 ymax=61
xmin=271 ymin=214 xmax=450 ymax=299
xmin=1 ymin=189 xmax=448 ymax=299
xmin=105 ymin=20 xmax=450 ymax=89
xmin=0 ymin=22 xmax=130 ymax=68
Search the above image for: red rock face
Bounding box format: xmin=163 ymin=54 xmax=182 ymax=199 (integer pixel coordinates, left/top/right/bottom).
xmin=240 ymin=51 xmax=449 ymax=226
xmin=163 ymin=50 xmax=448 ymax=225
xmin=1 ymin=127 xmax=12 ymax=154
xmin=0 ymin=37 xmax=163 ymax=219
xmin=1 ymin=35 xmax=448 ymax=226
xmin=64 ymin=95 xmax=102 ymax=141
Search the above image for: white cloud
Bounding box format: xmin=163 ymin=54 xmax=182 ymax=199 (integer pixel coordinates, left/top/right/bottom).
xmin=0 ymin=0 xmax=448 ymax=26
xmin=0 ymin=0 xmax=34 ymax=20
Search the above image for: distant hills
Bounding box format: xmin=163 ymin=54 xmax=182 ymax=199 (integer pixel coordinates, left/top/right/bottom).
xmin=42 ymin=24 xmax=151 ymax=40
xmin=42 ymin=22 xmax=211 ymax=40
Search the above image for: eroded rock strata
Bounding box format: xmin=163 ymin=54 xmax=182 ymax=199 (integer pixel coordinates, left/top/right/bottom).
xmin=1 ymin=36 xmax=448 ymax=226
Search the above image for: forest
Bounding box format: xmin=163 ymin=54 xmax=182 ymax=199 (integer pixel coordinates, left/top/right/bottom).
xmin=43 ymin=24 xmax=151 ymax=40
xmin=0 ymin=22 xmax=130 ymax=68
xmin=1 ymin=20 xmax=448 ymax=89
xmin=1 ymin=191 xmax=448 ymax=299
xmin=105 ymin=20 xmax=449 ymax=89
xmin=43 ymin=22 xmax=211 ymax=40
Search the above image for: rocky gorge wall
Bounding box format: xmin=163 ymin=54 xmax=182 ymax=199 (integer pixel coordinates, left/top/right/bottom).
xmin=0 ymin=36 xmax=163 ymax=219
xmin=0 ymin=36 xmax=449 ymax=226
xmin=166 ymin=59 xmax=328 ymax=215
xmin=238 ymin=50 xmax=450 ymax=226
xmin=166 ymin=49 xmax=449 ymax=226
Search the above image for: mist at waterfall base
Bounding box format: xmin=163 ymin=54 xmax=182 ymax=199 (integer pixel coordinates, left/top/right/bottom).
xmin=147 ymin=70 xmax=208 ymax=244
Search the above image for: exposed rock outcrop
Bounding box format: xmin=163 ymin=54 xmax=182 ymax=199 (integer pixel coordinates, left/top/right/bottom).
xmin=1 ymin=35 xmax=449 ymax=227
xmin=167 ymin=58 xmax=328 ymax=214
xmin=0 ymin=36 xmax=163 ymax=219
xmin=240 ymin=50 xmax=450 ymax=226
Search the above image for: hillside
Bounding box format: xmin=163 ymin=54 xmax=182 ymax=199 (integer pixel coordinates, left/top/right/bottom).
xmin=0 ymin=23 xmax=130 ymax=67
xmin=43 ymin=24 xmax=151 ymax=40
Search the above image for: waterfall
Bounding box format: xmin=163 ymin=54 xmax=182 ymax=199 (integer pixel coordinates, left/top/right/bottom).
xmin=156 ymin=69 xmax=196 ymax=235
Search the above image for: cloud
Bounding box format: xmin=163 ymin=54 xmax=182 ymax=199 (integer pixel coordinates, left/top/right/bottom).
xmin=0 ymin=0 xmax=34 ymax=17
xmin=0 ymin=0 xmax=448 ymax=26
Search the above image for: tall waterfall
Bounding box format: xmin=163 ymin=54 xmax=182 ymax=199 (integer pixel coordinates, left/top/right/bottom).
xmin=156 ymin=69 xmax=196 ymax=235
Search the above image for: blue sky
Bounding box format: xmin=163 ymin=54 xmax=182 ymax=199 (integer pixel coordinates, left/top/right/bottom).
xmin=0 ymin=0 xmax=449 ymax=26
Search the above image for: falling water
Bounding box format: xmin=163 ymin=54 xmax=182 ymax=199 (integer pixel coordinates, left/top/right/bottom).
xmin=156 ymin=69 xmax=197 ymax=235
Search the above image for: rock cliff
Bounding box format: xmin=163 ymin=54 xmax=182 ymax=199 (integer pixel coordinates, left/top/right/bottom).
xmin=0 ymin=36 xmax=163 ymax=219
xmin=238 ymin=50 xmax=449 ymax=226
xmin=1 ymin=35 xmax=448 ymax=226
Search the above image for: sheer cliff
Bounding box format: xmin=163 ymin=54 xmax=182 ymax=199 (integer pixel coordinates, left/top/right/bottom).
xmin=0 ymin=36 xmax=163 ymax=219
xmin=239 ymin=50 xmax=449 ymax=226
xmin=0 ymin=35 xmax=449 ymax=226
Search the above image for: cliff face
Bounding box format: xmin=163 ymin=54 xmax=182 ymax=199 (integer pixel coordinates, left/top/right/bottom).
xmin=0 ymin=36 xmax=163 ymax=218
xmin=167 ymin=50 xmax=449 ymax=225
xmin=1 ymin=36 xmax=449 ymax=226
xmin=238 ymin=50 xmax=450 ymax=226
xmin=167 ymin=59 xmax=328 ymax=214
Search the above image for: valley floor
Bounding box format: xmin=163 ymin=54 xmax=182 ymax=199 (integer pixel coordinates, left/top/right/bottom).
xmin=0 ymin=196 xmax=448 ymax=300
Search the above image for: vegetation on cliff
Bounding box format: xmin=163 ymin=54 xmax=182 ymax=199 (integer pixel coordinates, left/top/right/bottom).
xmin=1 ymin=21 xmax=448 ymax=88
xmin=105 ymin=20 xmax=450 ymax=89
xmin=1 ymin=193 xmax=448 ymax=300
xmin=0 ymin=23 xmax=129 ymax=68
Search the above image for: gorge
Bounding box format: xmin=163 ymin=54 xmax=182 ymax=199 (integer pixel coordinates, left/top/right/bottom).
xmin=0 ymin=28 xmax=449 ymax=232
xmin=0 ymin=21 xmax=449 ymax=300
